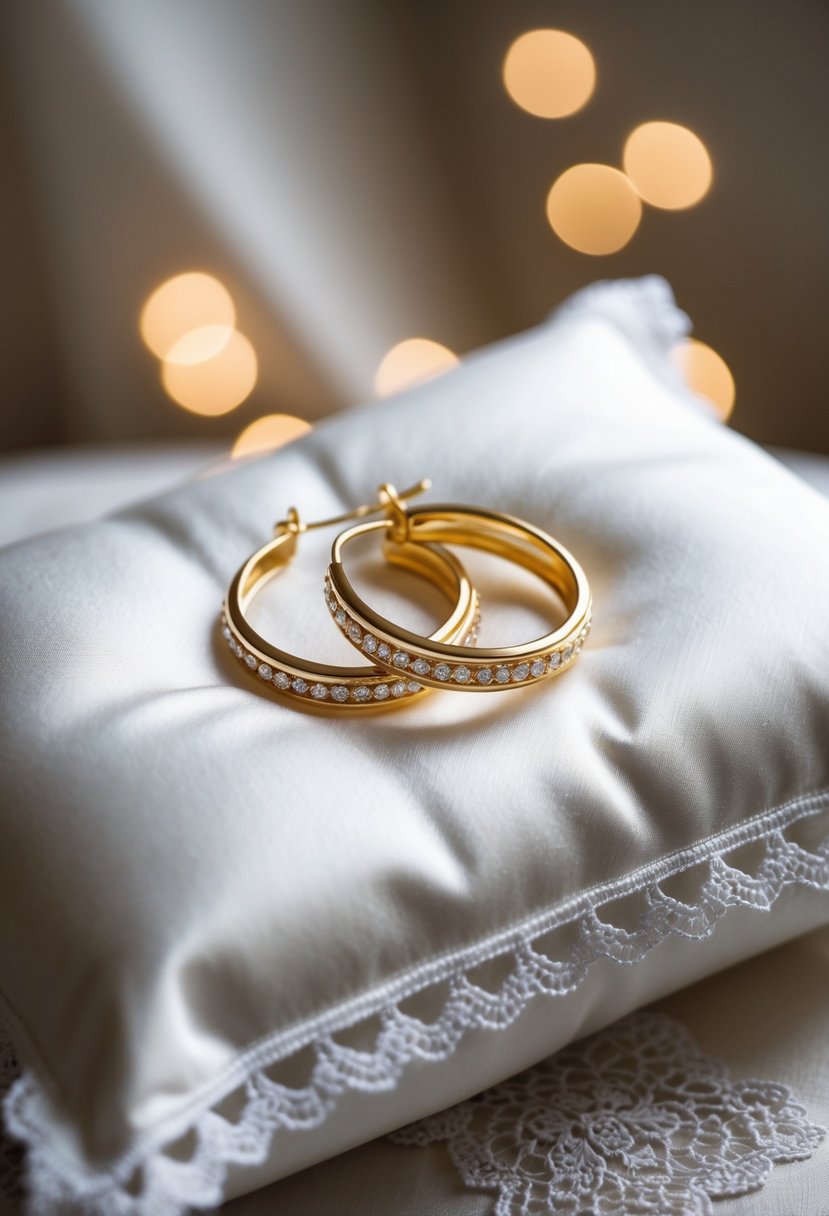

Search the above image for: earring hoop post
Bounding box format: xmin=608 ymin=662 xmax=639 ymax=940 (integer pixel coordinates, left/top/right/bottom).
xmin=276 ymin=479 xmax=431 ymax=538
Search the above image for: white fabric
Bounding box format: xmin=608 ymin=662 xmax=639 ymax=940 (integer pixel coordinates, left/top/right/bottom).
xmin=773 ymin=447 xmax=829 ymax=500
xmin=1 ymin=278 xmax=829 ymax=1215
xmin=1 ymin=444 xmax=826 ymax=553
xmin=0 ymin=445 xmax=223 ymax=550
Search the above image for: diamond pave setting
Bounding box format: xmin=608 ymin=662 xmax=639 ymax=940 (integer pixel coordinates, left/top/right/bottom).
xmin=220 ymin=609 xmax=428 ymax=707
xmin=325 ymin=577 xmax=591 ymax=691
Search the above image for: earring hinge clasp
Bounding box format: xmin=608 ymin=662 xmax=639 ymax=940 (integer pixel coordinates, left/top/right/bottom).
xmin=274 ymin=478 xmax=430 ymax=541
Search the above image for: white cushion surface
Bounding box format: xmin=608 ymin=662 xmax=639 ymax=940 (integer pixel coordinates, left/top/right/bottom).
xmin=2 ymin=278 xmax=829 ymax=1215
xmin=0 ymin=444 xmax=223 ymax=549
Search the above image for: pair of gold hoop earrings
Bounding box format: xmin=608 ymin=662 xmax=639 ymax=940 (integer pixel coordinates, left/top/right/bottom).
xmin=221 ymin=480 xmax=591 ymax=711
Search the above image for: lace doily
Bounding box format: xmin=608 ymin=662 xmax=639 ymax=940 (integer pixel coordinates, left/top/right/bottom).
xmin=391 ymin=1012 xmax=825 ymax=1216
xmin=3 ymin=795 xmax=829 ymax=1214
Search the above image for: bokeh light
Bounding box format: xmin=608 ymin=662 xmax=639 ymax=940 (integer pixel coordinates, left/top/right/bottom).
xmin=623 ymin=122 xmax=713 ymax=210
xmin=140 ymin=272 xmax=235 ymax=359
xmin=165 ymin=323 xmax=235 ymax=366
xmin=546 ymin=164 xmax=642 ymax=255
xmin=671 ymin=338 xmax=735 ymax=421
xmin=503 ymin=30 xmax=595 ymax=118
xmin=374 ymin=339 xmax=459 ymax=397
xmin=232 ymin=414 xmax=312 ymax=459
xmin=161 ymin=329 xmax=258 ymax=416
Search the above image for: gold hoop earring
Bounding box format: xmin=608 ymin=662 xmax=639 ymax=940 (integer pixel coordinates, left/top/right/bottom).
xmin=327 ymin=485 xmax=590 ymax=692
xmin=221 ymin=482 xmax=480 ymax=709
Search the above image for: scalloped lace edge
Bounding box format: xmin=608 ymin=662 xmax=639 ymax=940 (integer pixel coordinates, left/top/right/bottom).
xmin=4 ymin=789 xmax=829 ymax=1215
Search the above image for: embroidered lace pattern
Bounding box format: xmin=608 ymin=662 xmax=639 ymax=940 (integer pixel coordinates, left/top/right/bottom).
xmin=390 ymin=1012 xmax=825 ymax=1216
xmin=3 ymin=797 xmax=829 ymax=1214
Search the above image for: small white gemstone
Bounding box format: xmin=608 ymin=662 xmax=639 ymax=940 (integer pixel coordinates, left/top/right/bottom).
xmin=258 ymin=663 xmax=273 ymax=680
xmin=453 ymin=666 xmax=471 ymax=684
xmin=245 ymin=654 xmax=257 ymax=669
xmin=352 ymin=685 xmax=371 ymax=702
xmin=392 ymin=651 xmax=409 ymax=668
xmin=222 ymin=624 xmax=232 ymax=641
xmin=563 ymin=645 xmax=575 ymax=662
xmin=335 ymin=609 xmax=347 ymax=626
xmin=362 ymin=635 xmax=378 ymax=654
xmin=391 ymin=681 xmax=408 ymax=697
xmin=530 ymin=659 xmax=546 ymax=678
xmin=374 ymin=684 xmax=390 ymax=701
xmin=327 ymin=596 xmax=337 ymax=613
xmin=476 ymin=668 xmax=493 ymax=685
xmin=512 ymin=663 xmax=530 ymax=681
xmin=291 ymin=677 xmax=309 ymax=694
xmin=310 ymin=683 xmax=329 ymax=700
xmin=407 ymin=681 xmax=422 ymax=693
xmin=273 ymin=672 xmax=291 ymax=689
xmin=377 ymin=643 xmax=391 ymax=661
xmin=331 ymin=685 xmax=349 ymax=702
xmin=412 ymin=658 xmax=431 ymax=676
xmin=347 ymin=622 xmax=362 ymax=642
xmin=495 ymin=666 xmax=510 ymax=684
xmin=232 ymin=641 xmax=243 ymax=658
xmin=549 ymin=652 xmax=562 ymax=670
xmin=434 ymin=663 xmax=451 ymax=681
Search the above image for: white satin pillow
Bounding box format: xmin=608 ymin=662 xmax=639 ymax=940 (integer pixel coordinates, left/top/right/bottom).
xmin=2 ymin=278 xmax=829 ymax=1216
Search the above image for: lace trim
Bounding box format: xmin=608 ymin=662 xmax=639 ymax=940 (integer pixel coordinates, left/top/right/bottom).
xmin=4 ymin=792 xmax=829 ymax=1214
xmin=390 ymin=1011 xmax=825 ymax=1216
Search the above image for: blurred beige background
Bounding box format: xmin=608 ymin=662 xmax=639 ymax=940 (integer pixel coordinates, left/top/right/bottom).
xmin=1 ymin=0 xmax=827 ymax=454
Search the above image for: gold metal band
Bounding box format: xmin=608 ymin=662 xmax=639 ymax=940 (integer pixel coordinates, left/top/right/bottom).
xmin=328 ymin=503 xmax=591 ymax=692
xmin=222 ymin=506 xmax=479 ymax=710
